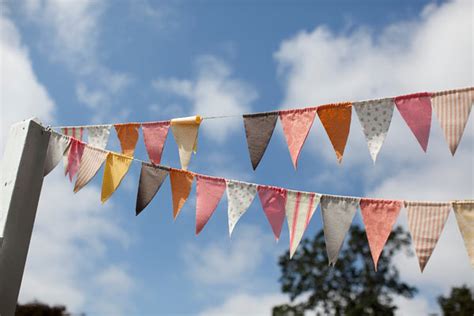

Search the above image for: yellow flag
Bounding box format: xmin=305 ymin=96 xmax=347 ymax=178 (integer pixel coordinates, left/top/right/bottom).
xmin=452 ymin=200 xmax=474 ymax=267
xmin=101 ymin=153 xmax=133 ymax=203
xmin=170 ymin=116 xmax=202 ymax=170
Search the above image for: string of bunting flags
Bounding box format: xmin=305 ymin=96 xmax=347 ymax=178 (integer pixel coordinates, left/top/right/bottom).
xmin=54 ymin=86 xmax=474 ymax=170
xmin=42 ymin=128 xmax=474 ymax=272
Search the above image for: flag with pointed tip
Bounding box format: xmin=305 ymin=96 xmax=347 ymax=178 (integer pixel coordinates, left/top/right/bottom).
xmin=135 ymin=163 xmax=169 ymax=215
xmin=87 ymin=125 xmax=111 ymax=149
xmin=142 ymin=121 xmax=170 ymax=165
xmin=115 ymin=123 xmax=140 ymax=157
xmin=452 ymin=200 xmax=474 ymax=267
xmin=226 ymin=180 xmax=257 ymax=236
xmin=44 ymin=132 xmax=71 ymax=176
xmin=196 ymin=176 xmax=226 ymax=235
xmin=258 ymin=185 xmax=287 ymax=241
xmin=170 ymin=116 xmax=201 ymax=170
xmin=243 ymin=113 xmax=278 ymax=170
xmin=65 ymin=138 xmax=85 ymax=181
xmin=74 ymin=146 xmax=107 ymax=193
xmin=170 ymin=169 xmax=195 ymax=219
xmin=101 ymin=153 xmax=133 ymax=203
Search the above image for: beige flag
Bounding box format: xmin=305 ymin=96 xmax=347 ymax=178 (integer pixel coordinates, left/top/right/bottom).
xmin=170 ymin=116 xmax=202 ymax=170
xmin=74 ymin=146 xmax=108 ymax=193
xmin=452 ymin=200 xmax=474 ymax=267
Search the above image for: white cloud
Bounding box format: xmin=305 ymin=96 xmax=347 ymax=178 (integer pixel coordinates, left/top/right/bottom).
xmin=153 ymin=55 xmax=258 ymax=142
xmin=393 ymin=295 xmax=433 ymax=316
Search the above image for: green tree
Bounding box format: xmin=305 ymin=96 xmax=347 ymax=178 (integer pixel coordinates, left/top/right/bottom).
xmin=438 ymin=285 xmax=474 ymax=316
xmin=16 ymin=301 xmax=71 ymax=316
xmin=273 ymin=226 xmax=417 ymax=316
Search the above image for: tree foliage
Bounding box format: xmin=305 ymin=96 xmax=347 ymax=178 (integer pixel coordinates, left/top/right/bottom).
xmin=273 ymin=225 xmax=417 ymax=316
xmin=16 ymin=301 xmax=71 ymax=316
xmin=437 ymin=285 xmax=474 ymax=316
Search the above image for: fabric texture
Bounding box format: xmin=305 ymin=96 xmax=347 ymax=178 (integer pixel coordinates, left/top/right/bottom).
xmin=43 ymin=132 xmax=71 ymax=176
xmin=65 ymin=138 xmax=85 ymax=182
xmin=87 ymin=125 xmax=111 ymax=149
xmin=452 ymin=201 xmax=474 ymax=266
xmin=353 ymin=99 xmax=394 ymax=162
xmin=101 ymin=153 xmax=133 ymax=203
xmin=321 ymin=195 xmax=360 ymax=266
xmin=73 ymin=146 xmax=107 ymax=193
xmin=170 ymin=169 xmax=195 ymax=219
xmin=432 ymin=88 xmax=474 ymax=155
xmin=360 ymin=199 xmax=402 ymax=270
xmin=136 ymin=163 xmax=169 ymax=216
xmin=170 ymin=117 xmax=201 ymax=170
xmin=226 ymin=180 xmax=258 ymax=236
xmin=142 ymin=121 xmax=170 ymax=165
xmin=243 ymin=113 xmax=278 ymax=170
xmin=196 ymin=176 xmax=226 ymax=235
xmin=115 ymin=123 xmax=140 ymax=157
xmin=258 ymin=186 xmax=287 ymax=241
xmin=279 ymin=108 xmax=317 ymax=169
xmin=285 ymin=190 xmax=321 ymax=258
xmin=394 ymin=92 xmax=432 ymax=152
xmin=61 ymin=127 xmax=84 ymax=170
xmin=405 ymin=201 xmax=451 ymax=272
xmin=317 ymin=103 xmax=352 ymax=163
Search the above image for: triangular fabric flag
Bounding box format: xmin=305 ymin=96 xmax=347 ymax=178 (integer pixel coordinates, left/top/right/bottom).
xmin=87 ymin=125 xmax=111 ymax=149
xmin=431 ymin=88 xmax=474 ymax=155
xmin=142 ymin=121 xmax=170 ymax=165
xmin=321 ymin=195 xmax=360 ymax=266
xmin=394 ymin=92 xmax=432 ymax=152
xmin=258 ymin=185 xmax=287 ymax=241
xmin=43 ymin=131 xmax=71 ymax=176
xmin=317 ymin=103 xmax=352 ymax=163
xmin=243 ymin=113 xmax=278 ymax=170
xmin=285 ymin=190 xmax=321 ymax=258
xmin=359 ymin=198 xmax=402 ymax=270
xmin=115 ymin=123 xmax=140 ymax=157
xmin=353 ymin=99 xmax=394 ymax=162
xmin=279 ymin=108 xmax=317 ymax=168
xmin=170 ymin=116 xmax=202 ymax=170
xmin=136 ymin=163 xmax=169 ymax=216
xmin=73 ymin=146 xmax=108 ymax=193
xmin=61 ymin=127 xmax=84 ymax=170
xmin=101 ymin=153 xmax=133 ymax=203
xmin=169 ymin=168 xmax=195 ymax=219
xmin=405 ymin=201 xmax=451 ymax=272
xmin=196 ymin=175 xmax=226 ymax=235
xmin=452 ymin=200 xmax=474 ymax=267
xmin=65 ymin=138 xmax=85 ymax=182
xmin=226 ymin=180 xmax=258 ymax=236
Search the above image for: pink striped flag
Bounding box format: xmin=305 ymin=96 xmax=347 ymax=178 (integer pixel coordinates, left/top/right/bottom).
xmin=405 ymin=201 xmax=451 ymax=272
xmin=142 ymin=121 xmax=170 ymax=164
xmin=196 ymin=175 xmax=226 ymax=235
xmin=432 ymin=88 xmax=474 ymax=155
xmin=74 ymin=146 xmax=108 ymax=193
xmin=258 ymin=185 xmax=287 ymax=241
xmin=65 ymin=138 xmax=85 ymax=182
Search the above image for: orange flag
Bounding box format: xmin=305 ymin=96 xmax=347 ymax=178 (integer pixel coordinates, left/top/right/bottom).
xmin=317 ymin=103 xmax=352 ymax=163
xmin=115 ymin=123 xmax=140 ymax=157
xmin=170 ymin=169 xmax=195 ymax=219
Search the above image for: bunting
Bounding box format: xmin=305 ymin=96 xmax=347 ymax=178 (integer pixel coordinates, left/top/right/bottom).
xmin=74 ymin=146 xmax=108 ymax=193
xmin=87 ymin=125 xmax=111 ymax=149
xmin=61 ymin=127 xmax=83 ymax=170
xmin=101 ymin=153 xmax=133 ymax=203
xmin=452 ymin=201 xmax=474 ymax=266
xmin=279 ymin=108 xmax=317 ymax=168
xmin=142 ymin=121 xmax=170 ymax=165
xmin=170 ymin=116 xmax=201 ymax=170
xmin=43 ymin=132 xmax=71 ymax=176
xmin=405 ymin=201 xmax=451 ymax=272
xmin=136 ymin=163 xmax=169 ymax=215
xmin=196 ymin=175 xmax=226 ymax=235
xmin=226 ymin=180 xmax=257 ymax=236
xmin=360 ymin=199 xmax=402 ymax=270
xmin=432 ymin=88 xmax=474 ymax=155
xmin=321 ymin=196 xmax=360 ymax=266
xmin=353 ymin=99 xmax=394 ymax=162
xmin=285 ymin=190 xmax=320 ymax=258
xmin=243 ymin=113 xmax=278 ymax=170
xmin=170 ymin=169 xmax=195 ymax=219
xmin=317 ymin=103 xmax=352 ymax=162
xmin=394 ymin=93 xmax=432 ymax=152
xmin=115 ymin=123 xmax=140 ymax=157
xmin=65 ymin=138 xmax=85 ymax=181
xmin=258 ymin=186 xmax=287 ymax=241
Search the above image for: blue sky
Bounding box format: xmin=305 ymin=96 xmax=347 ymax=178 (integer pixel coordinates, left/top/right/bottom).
xmin=1 ymin=0 xmax=473 ymax=315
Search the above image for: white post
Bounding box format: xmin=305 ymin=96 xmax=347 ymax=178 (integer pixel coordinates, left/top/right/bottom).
xmin=0 ymin=119 xmax=50 ymax=316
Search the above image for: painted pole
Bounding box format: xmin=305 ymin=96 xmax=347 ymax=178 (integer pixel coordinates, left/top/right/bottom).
xmin=0 ymin=119 xmax=50 ymax=316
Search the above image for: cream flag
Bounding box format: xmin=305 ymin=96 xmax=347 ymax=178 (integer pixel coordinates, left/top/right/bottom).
xmin=452 ymin=200 xmax=474 ymax=267
xmin=285 ymin=190 xmax=321 ymax=258
xmin=170 ymin=116 xmax=202 ymax=170
xmin=321 ymin=195 xmax=360 ymax=266
xmin=226 ymin=180 xmax=258 ymax=236
xmin=44 ymin=131 xmax=71 ymax=176
xmin=73 ymin=146 xmax=108 ymax=193
xmin=87 ymin=125 xmax=111 ymax=149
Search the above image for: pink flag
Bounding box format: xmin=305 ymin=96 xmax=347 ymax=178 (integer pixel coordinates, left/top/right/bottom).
xmin=196 ymin=175 xmax=226 ymax=235
xmin=258 ymin=185 xmax=287 ymax=241
xmin=360 ymin=198 xmax=402 ymax=270
xmin=65 ymin=138 xmax=85 ymax=182
xmin=279 ymin=108 xmax=317 ymax=169
xmin=394 ymin=92 xmax=432 ymax=152
xmin=142 ymin=121 xmax=170 ymax=165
